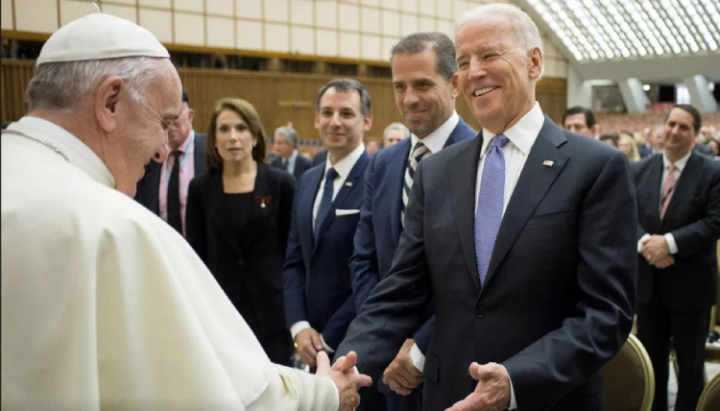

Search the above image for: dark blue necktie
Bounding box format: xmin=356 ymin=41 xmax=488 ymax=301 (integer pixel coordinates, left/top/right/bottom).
xmin=315 ymin=167 xmax=338 ymax=241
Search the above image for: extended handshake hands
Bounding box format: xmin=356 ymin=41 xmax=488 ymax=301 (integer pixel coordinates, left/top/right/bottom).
xmin=316 ymin=351 xmax=372 ymax=411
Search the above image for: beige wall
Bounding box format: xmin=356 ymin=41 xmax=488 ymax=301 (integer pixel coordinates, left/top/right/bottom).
xmin=0 ymin=0 xmax=568 ymax=77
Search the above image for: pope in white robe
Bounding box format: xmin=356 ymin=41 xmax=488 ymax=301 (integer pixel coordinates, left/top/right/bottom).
xmin=1 ymin=12 xmax=369 ymax=411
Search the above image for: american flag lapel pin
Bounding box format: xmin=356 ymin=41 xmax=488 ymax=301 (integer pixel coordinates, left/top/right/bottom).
xmin=345 ymin=182 xmax=353 ymax=187
xmin=543 ymin=160 xmax=554 ymax=167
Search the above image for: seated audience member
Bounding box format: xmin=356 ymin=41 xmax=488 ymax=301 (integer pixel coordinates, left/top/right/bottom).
xmin=618 ymin=132 xmax=641 ymax=162
xmin=382 ymin=122 xmax=411 ymax=148
xmin=563 ymin=106 xmax=599 ymax=137
xmin=600 ymin=133 xmax=620 ymax=148
xmin=186 ymin=98 xmax=296 ymax=366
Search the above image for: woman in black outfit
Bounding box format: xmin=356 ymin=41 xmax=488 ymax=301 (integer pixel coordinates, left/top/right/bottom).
xmin=186 ymin=98 xmax=296 ymax=365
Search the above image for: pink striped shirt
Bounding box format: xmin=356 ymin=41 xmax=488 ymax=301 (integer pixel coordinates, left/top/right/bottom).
xmin=159 ymin=131 xmax=195 ymax=236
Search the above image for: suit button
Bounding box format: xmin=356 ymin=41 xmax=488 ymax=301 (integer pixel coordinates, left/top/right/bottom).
xmin=475 ymin=306 xmax=485 ymax=318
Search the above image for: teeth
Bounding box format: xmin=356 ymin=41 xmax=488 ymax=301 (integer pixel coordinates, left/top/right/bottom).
xmin=474 ymin=87 xmax=496 ymax=97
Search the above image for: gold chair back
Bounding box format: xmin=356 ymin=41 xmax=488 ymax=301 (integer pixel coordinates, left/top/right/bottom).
xmin=603 ymin=334 xmax=655 ymax=411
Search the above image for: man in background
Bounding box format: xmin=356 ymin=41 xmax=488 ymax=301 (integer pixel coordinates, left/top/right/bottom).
xmin=349 ymin=32 xmax=475 ymax=411
xmin=271 ymin=126 xmax=312 ymax=180
xmin=563 ymin=106 xmax=599 ymax=138
xmin=634 ymin=104 xmax=720 ymax=411
xmin=366 ymin=140 xmax=381 ymax=155
xmin=284 ymin=78 xmax=383 ymax=410
xmin=135 ymin=90 xmax=206 ymax=236
xmin=383 ymin=122 xmax=410 ymax=148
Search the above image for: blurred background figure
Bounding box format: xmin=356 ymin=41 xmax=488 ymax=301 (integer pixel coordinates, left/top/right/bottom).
xmin=600 ymin=133 xmax=620 ymax=148
xmin=186 ymin=98 xmax=296 ymax=366
xmin=135 ymin=90 xmax=206 ymax=237
xmin=366 ymin=140 xmax=381 ymax=155
xmin=271 ymin=126 xmax=312 ymax=181
xmin=563 ymin=106 xmax=599 ymax=138
xmin=382 ymin=122 xmax=410 ymax=148
xmin=618 ymin=131 xmax=641 ymax=162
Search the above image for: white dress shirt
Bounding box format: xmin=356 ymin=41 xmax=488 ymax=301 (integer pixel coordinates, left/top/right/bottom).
xmin=471 ymin=102 xmax=544 ymax=410
xmin=636 ymin=150 xmax=691 ymax=255
xmin=291 ymin=142 xmax=366 ymax=352
xmin=285 ymin=150 xmax=299 ymax=174
xmin=407 ymin=111 xmax=460 ymax=160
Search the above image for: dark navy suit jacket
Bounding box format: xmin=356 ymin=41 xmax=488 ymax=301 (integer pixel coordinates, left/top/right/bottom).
xmin=284 ymin=151 xmax=371 ymax=349
xmin=350 ymin=119 xmax=476 ymax=355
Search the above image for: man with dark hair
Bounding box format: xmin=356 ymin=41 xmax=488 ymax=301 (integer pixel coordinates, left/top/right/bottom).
xmin=563 ymin=106 xmax=599 ymax=138
xmin=284 ymin=77 xmax=382 ymax=410
xmin=134 ymin=90 xmax=206 ymax=236
xmin=599 ymin=134 xmax=619 ymax=148
xmin=348 ymin=31 xmax=476 ymax=410
xmin=634 ymin=103 xmax=720 ymax=411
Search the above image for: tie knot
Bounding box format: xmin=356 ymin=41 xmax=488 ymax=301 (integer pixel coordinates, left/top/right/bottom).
xmin=172 ymin=150 xmax=183 ymax=159
xmin=326 ymin=167 xmax=338 ymax=181
xmin=491 ymin=134 xmax=509 ymax=149
xmin=667 ymin=162 xmax=675 ymax=171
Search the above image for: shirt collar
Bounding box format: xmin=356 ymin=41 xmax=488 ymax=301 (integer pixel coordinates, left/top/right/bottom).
xmin=325 ymin=143 xmax=366 ymax=180
xmin=480 ymin=102 xmax=543 ymax=156
xmin=18 ymin=116 xmax=115 ymax=187
xmin=410 ymin=111 xmax=459 ymax=154
xmin=289 ymin=150 xmax=298 ymax=164
xmin=176 ymin=129 xmax=194 ymax=153
xmin=663 ymin=149 xmax=692 ymax=172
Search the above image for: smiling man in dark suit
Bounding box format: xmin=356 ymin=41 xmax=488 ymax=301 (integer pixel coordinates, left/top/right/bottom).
xmin=134 ymin=90 xmax=206 ymax=236
xmin=634 ymin=104 xmax=720 ymax=411
xmin=334 ymin=4 xmax=637 ymax=411
xmin=284 ymin=78 xmax=381 ymax=409
xmin=349 ymin=32 xmax=475 ymax=411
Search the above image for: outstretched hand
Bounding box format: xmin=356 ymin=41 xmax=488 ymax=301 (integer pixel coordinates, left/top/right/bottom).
xmin=317 ymin=351 xmax=372 ymax=411
xmin=445 ymin=362 xmax=511 ymax=411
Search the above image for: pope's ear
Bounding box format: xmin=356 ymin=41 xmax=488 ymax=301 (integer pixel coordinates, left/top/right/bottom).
xmin=95 ymin=76 xmax=124 ymax=132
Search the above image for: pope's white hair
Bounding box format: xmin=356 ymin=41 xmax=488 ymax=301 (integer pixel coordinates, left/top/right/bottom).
xmin=26 ymin=57 xmax=165 ymax=113
xmin=455 ymin=4 xmax=544 ymax=75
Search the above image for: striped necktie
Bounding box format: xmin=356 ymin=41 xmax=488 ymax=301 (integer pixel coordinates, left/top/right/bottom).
xmin=402 ymin=141 xmax=430 ymax=226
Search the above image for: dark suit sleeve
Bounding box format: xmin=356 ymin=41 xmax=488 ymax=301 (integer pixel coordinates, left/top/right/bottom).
xmin=350 ymin=156 xmax=381 ymax=313
xmin=503 ymin=151 xmax=637 ymax=410
xmin=322 ymin=297 xmax=358 ymax=350
xmin=185 ymin=177 xmax=207 ymax=263
xmin=632 ymin=162 xmax=649 ymax=240
xmin=278 ymin=173 xmax=296 ymax=261
xmin=670 ymin=164 xmax=720 ymax=258
xmin=335 ymin=161 xmax=433 ymax=378
xmin=283 ymin=178 xmax=309 ymax=329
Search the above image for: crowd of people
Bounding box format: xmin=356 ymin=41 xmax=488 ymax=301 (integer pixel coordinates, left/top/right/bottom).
xmin=2 ymin=3 xmax=719 ymax=411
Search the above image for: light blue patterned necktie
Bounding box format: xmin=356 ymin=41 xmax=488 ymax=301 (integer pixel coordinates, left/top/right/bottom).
xmin=475 ymin=134 xmax=509 ymax=286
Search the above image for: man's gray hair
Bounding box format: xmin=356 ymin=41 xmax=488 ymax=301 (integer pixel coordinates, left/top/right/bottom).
xmin=455 ymin=4 xmax=544 ymax=76
xmin=315 ymin=78 xmax=372 ymax=116
xmin=26 ymin=56 xmax=165 ymax=112
xmin=275 ymin=126 xmax=299 ymax=148
xmin=390 ymin=32 xmax=457 ymax=81
xmin=383 ymin=122 xmax=410 ymax=141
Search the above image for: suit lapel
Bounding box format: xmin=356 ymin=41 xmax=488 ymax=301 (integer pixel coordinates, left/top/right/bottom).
xmin=661 ymin=152 xmax=701 ymax=230
xmin=448 ymin=134 xmax=483 ymax=289
xmin=313 ymin=152 xmax=370 ymax=255
xmin=390 ymin=139 xmax=412 ymax=246
xmin=194 ymin=133 xmax=206 ymax=176
xmin=482 ymin=118 xmax=569 ymax=290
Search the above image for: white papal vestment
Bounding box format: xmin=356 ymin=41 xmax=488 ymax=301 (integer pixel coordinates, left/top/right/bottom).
xmin=1 ymin=118 xmax=339 ymax=411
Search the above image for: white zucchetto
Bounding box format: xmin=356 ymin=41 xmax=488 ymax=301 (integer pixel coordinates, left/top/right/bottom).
xmin=36 ymin=13 xmax=169 ymax=66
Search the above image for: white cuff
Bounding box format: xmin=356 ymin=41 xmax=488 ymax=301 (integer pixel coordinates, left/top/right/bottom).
xmin=664 ymin=233 xmax=678 ymax=254
xmin=509 ymin=377 xmax=517 ymax=409
xmin=409 ymin=343 xmax=426 ymax=372
xmin=320 ymin=334 xmax=335 ymax=353
xmin=290 ymin=321 xmax=311 ymax=341
xmin=637 ymin=233 xmax=651 ymax=253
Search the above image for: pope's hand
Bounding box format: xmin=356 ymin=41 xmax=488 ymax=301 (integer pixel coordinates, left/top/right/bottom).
xmin=316 ymin=351 xmax=372 ymax=411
